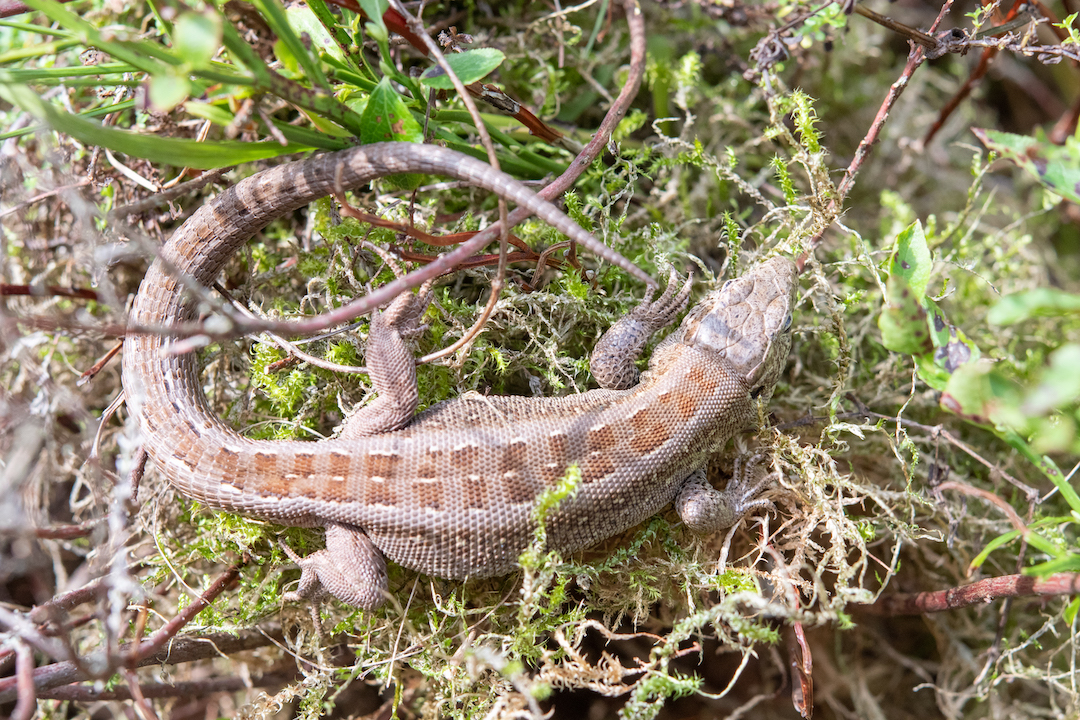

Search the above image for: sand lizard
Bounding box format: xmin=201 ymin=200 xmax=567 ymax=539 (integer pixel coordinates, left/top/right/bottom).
xmin=122 ymin=142 xmax=797 ymax=610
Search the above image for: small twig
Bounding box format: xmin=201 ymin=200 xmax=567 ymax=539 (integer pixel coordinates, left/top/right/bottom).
xmin=419 ymin=218 xmax=508 ymax=364
xmin=935 ymin=480 xmax=1027 ymax=533
xmin=28 ymin=579 xmax=109 ymax=624
xmin=35 ymin=672 xmax=294 ymax=701
xmin=11 ymin=642 xmax=35 ymax=720
xmin=0 ymin=625 xmax=285 ymax=703
xmin=108 ymin=167 xmax=229 ymax=219
xmin=336 ymin=201 xmax=536 ymax=253
xmin=0 ymin=284 xmax=99 ymax=300
xmin=819 ymin=0 xmax=955 ymax=247
xmin=33 ymin=522 xmax=101 ymax=540
xmin=129 ymin=557 xmax=248 ymax=663
xmin=864 ymin=572 xmax=1080 ymax=615
xmin=89 ymin=390 xmax=126 ymax=461
xmin=0 ymin=180 xmax=92 ymax=219
xmin=851 ymin=3 xmax=940 ymax=50
xmin=121 ymin=667 xmax=161 ymax=720
xmin=78 ymin=340 xmax=123 ymax=385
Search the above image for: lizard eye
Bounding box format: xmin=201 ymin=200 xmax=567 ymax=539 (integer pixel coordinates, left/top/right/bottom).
xmin=721 ymin=279 xmax=735 ymax=291
xmin=782 ymin=313 xmax=793 ymax=332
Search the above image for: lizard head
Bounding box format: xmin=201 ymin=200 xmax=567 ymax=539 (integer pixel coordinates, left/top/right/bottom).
xmin=677 ymin=256 xmax=797 ymax=402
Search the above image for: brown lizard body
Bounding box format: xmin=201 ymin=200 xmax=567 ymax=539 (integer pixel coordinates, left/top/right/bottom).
xmin=122 ymin=142 xmax=797 ymax=610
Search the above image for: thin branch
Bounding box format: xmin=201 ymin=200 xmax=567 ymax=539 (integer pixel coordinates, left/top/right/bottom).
xmin=129 ymin=557 xmax=247 ymax=663
xmin=0 ymin=625 xmax=285 ymax=703
xmin=865 ymin=573 xmax=1080 ymax=615
xmin=35 ymin=672 xmax=295 ymax=701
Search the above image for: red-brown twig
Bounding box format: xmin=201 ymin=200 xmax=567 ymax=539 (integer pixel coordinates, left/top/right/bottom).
xmin=11 ymin=643 xmax=34 ymax=720
xmin=865 ymin=572 xmax=1080 ymax=615
xmin=1 ymin=284 xmax=98 ymax=301
xmin=27 ymin=579 xmax=108 ymax=625
xmin=35 ymin=672 xmax=296 ymax=701
xmin=827 ymin=1 xmax=956 ymax=228
xmin=0 ymin=559 xmax=248 ymax=707
xmin=128 ymin=557 xmax=247 ymax=663
xmin=0 ymin=180 xmax=92 ymax=218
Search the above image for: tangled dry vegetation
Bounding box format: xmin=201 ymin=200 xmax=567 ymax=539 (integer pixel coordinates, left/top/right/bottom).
xmin=2 ymin=1 xmax=1079 ymax=718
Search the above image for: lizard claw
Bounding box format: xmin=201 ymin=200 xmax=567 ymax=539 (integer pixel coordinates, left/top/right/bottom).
xmin=629 ymin=265 xmax=693 ymax=333
xmin=675 ymin=454 xmax=777 ymax=535
xmin=379 ymin=280 xmax=434 ymax=337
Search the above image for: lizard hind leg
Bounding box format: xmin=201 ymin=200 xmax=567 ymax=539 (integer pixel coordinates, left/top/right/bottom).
xmin=338 ymin=283 xmax=434 ymax=440
xmin=282 ymin=522 xmax=389 ymax=611
xmin=675 ymin=453 xmax=777 ymax=535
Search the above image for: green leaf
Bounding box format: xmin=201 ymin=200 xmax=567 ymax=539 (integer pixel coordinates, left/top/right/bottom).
xmin=360 ymin=78 xmax=423 ymax=144
xmin=360 ymin=77 xmax=423 ymax=189
xmin=183 ymin=100 xmax=237 ymax=126
xmin=1021 ymin=344 xmax=1080 ymax=416
xmin=878 ymin=220 xmax=936 ymax=355
xmin=987 ymin=287 xmax=1080 ymax=325
xmin=285 ymin=3 xmax=345 ymax=64
xmin=173 ymin=11 xmax=222 ymax=68
xmin=251 ymin=0 xmax=328 ymax=88
xmin=878 ymin=272 xmax=930 ymax=355
xmin=878 ymin=219 xmax=979 ymax=390
xmin=148 ymin=72 xmax=191 ymax=113
xmin=359 ymin=0 xmax=389 ymax=38
xmin=939 ymin=360 xmax=1012 ymax=427
xmin=973 ymin=127 xmax=1080 ymax=205
xmin=419 ymin=48 xmax=506 ymax=89
xmin=1066 ymin=597 xmax=1080 ymax=625
xmin=890 ymin=220 xmax=933 ymax=297
xmin=0 ymin=82 xmax=311 ymax=168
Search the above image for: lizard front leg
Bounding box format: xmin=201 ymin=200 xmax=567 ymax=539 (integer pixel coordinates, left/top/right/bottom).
xmin=590 ymin=268 xmax=693 ymax=390
xmin=675 ymin=454 xmax=776 ymax=535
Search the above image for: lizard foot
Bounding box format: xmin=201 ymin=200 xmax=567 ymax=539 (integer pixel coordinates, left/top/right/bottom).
xmin=675 ymin=454 xmax=776 ymax=535
xmin=377 ymin=280 xmax=434 ymax=337
xmin=591 ymin=266 xmax=694 ymax=390
xmin=282 ymin=522 xmax=389 ymax=611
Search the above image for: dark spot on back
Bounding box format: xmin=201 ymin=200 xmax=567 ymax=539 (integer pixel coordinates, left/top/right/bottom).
xmin=364 ymin=477 xmax=396 ymax=506
xmin=363 ymin=451 xmax=401 ymax=479
xmin=581 ymin=453 xmax=615 ymax=484
xmin=587 ymin=424 xmax=617 ymax=452
xmin=498 ymin=439 xmax=529 ymax=476
xmin=292 ymin=452 xmax=316 ymax=477
xmin=415 ymin=480 xmax=443 ymax=510
xmin=451 ymin=444 xmax=480 ymax=469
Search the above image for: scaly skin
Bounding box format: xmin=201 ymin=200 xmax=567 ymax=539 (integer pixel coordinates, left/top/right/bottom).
xmin=122 ymin=142 xmax=797 ymax=609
